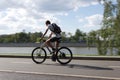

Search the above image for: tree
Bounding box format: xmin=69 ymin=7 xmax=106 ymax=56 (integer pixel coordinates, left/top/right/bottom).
xmin=87 ymin=31 xmax=97 ymax=46
xmin=16 ymin=32 xmax=30 ymax=43
xmin=61 ymin=32 xmax=68 ymax=42
xmin=73 ymin=29 xmax=86 ymax=42
xmin=97 ymin=0 xmax=120 ymax=55
xmin=98 ymin=0 xmax=115 ymax=55
xmin=113 ymin=0 xmax=120 ymax=55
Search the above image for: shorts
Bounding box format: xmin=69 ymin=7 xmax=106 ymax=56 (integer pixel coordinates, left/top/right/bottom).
xmin=50 ymin=37 xmax=61 ymax=42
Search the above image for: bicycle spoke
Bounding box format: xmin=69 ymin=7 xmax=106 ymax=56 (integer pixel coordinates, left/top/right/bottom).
xmin=32 ymin=47 xmax=46 ymax=64
xmin=57 ymin=47 xmax=72 ymax=65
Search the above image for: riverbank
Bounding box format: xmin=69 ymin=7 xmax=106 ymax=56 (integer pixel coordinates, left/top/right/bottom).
xmin=1 ymin=43 xmax=119 ymax=61
xmin=0 ymin=43 xmax=95 ymax=47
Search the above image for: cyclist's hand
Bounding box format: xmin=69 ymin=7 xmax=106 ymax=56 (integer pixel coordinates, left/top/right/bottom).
xmin=38 ymin=38 xmax=42 ymax=42
xmin=43 ymin=39 xmax=46 ymax=42
xmin=39 ymin=38 xmax=46 ymax=42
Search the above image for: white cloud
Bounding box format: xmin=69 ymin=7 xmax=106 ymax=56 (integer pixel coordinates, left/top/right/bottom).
xmin=73 ymin=0 xmax=99 ymax=11
xmin=0 ymin=0 xmax=99 ymax=13
xmin=79 ymin=14 xmax=103 ymax=32
xmin=85 ymin=14 xmax=103 ymax=26
xmin=78 ymin=19 xmax=84 ymax=23
xmin=0 ymin=8 xmax=41 ymax=34
xmin=0 ymin=0 xmax=99 ymax=34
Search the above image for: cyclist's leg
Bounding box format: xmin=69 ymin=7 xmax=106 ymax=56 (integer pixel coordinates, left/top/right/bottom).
xmin=46 ymin=37 xmax=61 ymax=51
xmin=48 ymin=37 xmax=61 ymax=62
xmin=55 ymin=39 xmax=60 ymax=50
xmin=46 ymin=37 xmax=57 ymax=51
xmin=45 ymin=38 xmax=54 ymax=50
xmin=55 ymin=41 xmax=59 ymax=50
xmin=52 ymin=38 xmax=61 ymax=62
xmin=47 ymin=37 xmax=57 ymax=61
xmin=50 ymin=37 xmax=61 ymax=50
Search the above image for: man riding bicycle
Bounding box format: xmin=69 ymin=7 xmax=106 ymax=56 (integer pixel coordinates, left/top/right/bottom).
xmin=41 ymin=20 xmax=62 ymax=61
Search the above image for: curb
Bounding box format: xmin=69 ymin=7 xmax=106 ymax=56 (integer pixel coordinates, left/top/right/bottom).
xmin=0 ymin=55 xmax=120 ymax=61
xmin=0 ymin=55 xmax=31 ymax=58
xmin=73 ymin=56 xmax=120 ymax=61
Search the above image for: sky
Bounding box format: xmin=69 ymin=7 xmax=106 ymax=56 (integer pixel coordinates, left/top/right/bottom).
xmin=0 ymin=0 xmax=105 ymax=35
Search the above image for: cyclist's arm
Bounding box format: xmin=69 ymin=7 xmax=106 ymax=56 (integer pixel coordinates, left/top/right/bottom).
xmin=41 ymin=28 xmax=49 ymax=39
xmin=48 ymin=32 xmax=53 ymax=39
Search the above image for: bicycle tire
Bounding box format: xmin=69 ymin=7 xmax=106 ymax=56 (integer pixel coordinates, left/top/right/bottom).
xmin=31 ymin=47 xmax=47 ymax=64
xmin=56 ymin=47 xmax=73 ymax=65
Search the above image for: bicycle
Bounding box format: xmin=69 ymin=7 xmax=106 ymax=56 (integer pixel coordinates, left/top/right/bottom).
xmin=31 ymin=39 xmax=73 ymax=65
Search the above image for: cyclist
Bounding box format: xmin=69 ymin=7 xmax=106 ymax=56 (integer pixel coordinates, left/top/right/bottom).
xmin=41 ymin=20 xmax=62 ymax=61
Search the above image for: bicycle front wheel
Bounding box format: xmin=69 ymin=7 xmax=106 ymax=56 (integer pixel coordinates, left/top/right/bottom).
xmin=56 ymin=47 xmax=73 ymax=65
xmin=31 ymin=47 xmax=47 ymax=64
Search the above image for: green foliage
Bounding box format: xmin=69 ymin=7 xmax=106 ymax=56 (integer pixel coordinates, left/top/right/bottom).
xmin=0 ymin=32 xmax=43 ymax=43
xmin=87 ymin=0 xmax=120 ymax=55
xmin=74 ymin=29 xmax=86 ymax=42
xmin=0 ymin=29 xmax=87 ymax=43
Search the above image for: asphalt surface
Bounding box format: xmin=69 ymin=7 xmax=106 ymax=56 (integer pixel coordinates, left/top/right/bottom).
xmin=0 ymin=72 xmax=112 ymax=80
xmin=0 ymin=58 xmax=120 ymax=80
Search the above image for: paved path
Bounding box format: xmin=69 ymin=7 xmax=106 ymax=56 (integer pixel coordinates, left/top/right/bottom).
xmin=0 ymin=58 xmax=120 ymax=80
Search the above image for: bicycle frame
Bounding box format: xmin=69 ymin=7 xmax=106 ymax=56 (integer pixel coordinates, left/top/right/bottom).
xmin=40 ymin=41 xmax=53 ymax=54
xmin=32 ymin=41 xmax=73 ymax=64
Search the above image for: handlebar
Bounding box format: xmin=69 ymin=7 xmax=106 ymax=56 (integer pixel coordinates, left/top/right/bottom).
xmin=39 ymin=38 xmax=46 ymax=42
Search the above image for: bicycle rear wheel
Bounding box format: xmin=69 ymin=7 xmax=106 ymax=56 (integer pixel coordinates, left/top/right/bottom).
xmin=31 ymin=47 xmax=47 ymax=64
xmin=56 ymin=47 xmax=73 ymax=65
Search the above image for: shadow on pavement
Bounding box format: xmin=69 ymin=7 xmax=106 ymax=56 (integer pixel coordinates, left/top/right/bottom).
xmin=43 ymin=63 xmax=113 ymax=70
xmin=68 ymin=64 xmax=113 ymax=70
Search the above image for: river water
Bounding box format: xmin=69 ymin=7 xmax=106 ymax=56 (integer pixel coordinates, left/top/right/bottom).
xmin=0 ymin=47 xmax=98 ymax=56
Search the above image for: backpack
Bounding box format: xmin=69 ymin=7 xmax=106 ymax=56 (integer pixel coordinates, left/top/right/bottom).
xmin=51 ymin=23 xmax=61 ymax=33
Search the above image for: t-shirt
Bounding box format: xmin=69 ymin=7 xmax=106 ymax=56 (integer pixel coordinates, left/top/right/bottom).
xmin=48 ymin=24 xmax=61 ymax=38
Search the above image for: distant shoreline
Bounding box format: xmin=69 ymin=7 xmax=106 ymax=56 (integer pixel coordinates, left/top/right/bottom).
xmin=0 ymin=43 xmax=95 ymax=47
